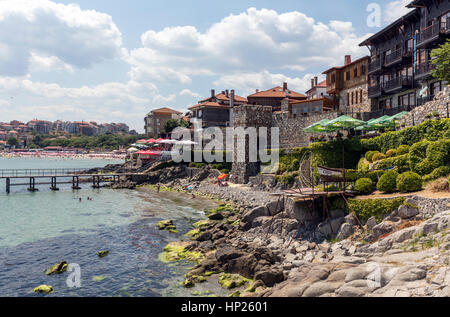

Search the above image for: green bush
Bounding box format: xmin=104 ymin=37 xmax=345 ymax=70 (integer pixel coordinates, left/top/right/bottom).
xmin=375 ymin=154 xmax=410 ymax=173
xmin=354 ymin=178 xmax=373 ymax=194
xmin=396 ymin=172 xmax=422 ymax=193
xmin=360 ymin=118 xmax=450 ymax=153
xmin=344 ymin=169 xmax=364 ymax=182
xmin=423 ymin=166 xmax=450 ymax=182
xmin=376 ymin=170 xmax=399 ymax=193
xmin=410 ymin=139 xmax=450 ymax=176
xmin=386 ymin=149 xmax=397 ymax=157
xmin=396 ymin=145 xmax=410 ymax=155
xmin=347 ymin=197 xmax=405 ymax=222
xmin=372 ymin=153 xmax=386 ymax=162
xmin=365 ymin=151 xmax=380 ymax=163
xmin=357 ymin=157 xmax=369 ymax=172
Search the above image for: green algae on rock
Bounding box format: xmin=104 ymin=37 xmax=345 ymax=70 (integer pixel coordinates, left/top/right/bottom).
xmin=193 ymin=220 xmax=211 ymax=228
xmin=33 ymin=285 xmax=53 ymax=294
xmin=185 ymin=229 xmax=201 ymax=239
xmin=218 ymin=273 xmax=251 ymax=289
xmin=158 ymin=242 xmax=203 ymax=264
xmin=156 ymin=220 xmax=178 ymax=233
xmin=44 ymin=261 xmax=68 ymax=275
xmin=97 ymin=250 xmax=110 ymax=258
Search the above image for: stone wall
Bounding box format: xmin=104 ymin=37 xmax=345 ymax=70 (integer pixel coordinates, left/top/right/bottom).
xmin=398 ymin=86 xmax=450 ymax=127
xmin=339 ymin=83 xmax=371 ymax=113
xmin=272 ymin=111 xmax=339 ymax=149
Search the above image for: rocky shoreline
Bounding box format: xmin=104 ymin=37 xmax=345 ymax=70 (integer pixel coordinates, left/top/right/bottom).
xmin=114 ymin=165 xmax=450 ymax=297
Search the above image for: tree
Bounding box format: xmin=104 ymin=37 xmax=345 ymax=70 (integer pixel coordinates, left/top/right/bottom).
xmin=7 ymin=137 xmax=19 ymax=147
xmin=431 ymin=39 xmax=450 ymax=83
xmin=163 ymin=119 xmax=189 ymax=134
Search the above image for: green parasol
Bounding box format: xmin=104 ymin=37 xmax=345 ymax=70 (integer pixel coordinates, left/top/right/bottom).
xmin=324 ymin=115 xmax=367 ymax=129
xmin=303 ymin=119 xmax=340 ymax=133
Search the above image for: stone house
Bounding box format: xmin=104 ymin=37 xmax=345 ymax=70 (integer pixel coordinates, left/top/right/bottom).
xmin=247 ymin=82 xmax=307 ymax=112
xmin=323 ymin=55 xmax=371 ymax=116
xmin=144 ymin=107 xmax=183 ymax=138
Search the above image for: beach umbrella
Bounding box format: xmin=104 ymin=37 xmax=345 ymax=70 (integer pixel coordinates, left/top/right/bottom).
xmin=324 ymin=115 xmax=367 ymax=129
xmin=127 ymin=147 xmax=138 ymax=152
xmin=136 ymin=139 xmax=147 ymax=144
xmin=355 ymin=118 xmax=378 ymax=131
xmin=303 ymin=119 xmax=340 ymax=133
xmin=218 ymin=174 xmax=228 ymax=181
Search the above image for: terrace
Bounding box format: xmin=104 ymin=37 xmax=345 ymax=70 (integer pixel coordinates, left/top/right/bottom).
xmin=383 ymin=75 xmax=414 ymax=94
xmin=368 ymin=83 xmax=383 ymax=98
xmin=415 ymin=61 xmax=436 ymax=80
xmin=368 ymin=58 xmax=383 ymax=75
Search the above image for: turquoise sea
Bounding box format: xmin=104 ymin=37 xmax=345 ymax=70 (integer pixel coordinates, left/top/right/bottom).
xmin=0 ymin=157 xmax=217 ymax=297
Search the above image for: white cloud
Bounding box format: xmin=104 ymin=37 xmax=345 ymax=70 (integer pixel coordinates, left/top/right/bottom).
xmin=384 ymin=0 xmax=413 ymax=24
xmin=179 ymin=89 xmax=201 ymax=99
xmin=127 ymin=8 xmax=369 ymax=85
xmin=0 ymin=0 xmax=124 ymax=76
xmin=0 ymin=77 xmax=174 ymax=131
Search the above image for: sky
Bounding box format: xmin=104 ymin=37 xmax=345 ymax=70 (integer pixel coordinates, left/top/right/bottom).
xmin=0 ymin=0 xmax=414 ymax=132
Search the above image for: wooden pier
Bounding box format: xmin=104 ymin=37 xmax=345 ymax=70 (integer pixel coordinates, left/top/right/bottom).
xmin=1 ymin=171 xmax=140 ymax=194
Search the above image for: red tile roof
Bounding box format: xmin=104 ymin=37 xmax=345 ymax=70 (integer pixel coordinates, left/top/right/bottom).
xmin=248 ymin=86 xmax=306 ymax=98
xmin=200 ymin=93 xmax=247 ymax=103
xmin=151 ymin=107 xmax=183 ymax=115
xmin=189 ymin=101 xmax=231 ymax=110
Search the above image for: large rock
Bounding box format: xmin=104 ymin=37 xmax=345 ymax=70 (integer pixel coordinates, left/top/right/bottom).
xmin=366 ymin=217 xmax=377 ymax=230
xmin=227 ymin=254 xmax=258 ymax=278
xmin=215 ymin=247 xmax=245 ymax=263
xmin=336 ymin=223 xmax=354 ymax=240
xmin=242 ymin=206 xmax=269 ymax=225
xmin=372 ymin=221 xmax=395 ymax=240
xmin=254 ymin=269 xmax=285 ymax=287
xmin=266 ymin=200 xmax=284 ymax=216
xmin=398 ymin=205 xmax=419 ymax=219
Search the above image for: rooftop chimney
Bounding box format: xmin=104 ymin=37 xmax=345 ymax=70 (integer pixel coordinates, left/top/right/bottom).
xmin=314 ymin=76 xmax=318 ymax=87
xmin=256 ymin=89 xmax=259 ymax=93
xmin=283 ymin=82 xmax=288 ymax=91
xmin=230 ymin=90 xmax=235 ymax=108
xmin=225 ymin=90 xmax=229 ymax=98
xmin=345 ymin=55 xmax=352 ymax=66
xmin=311 ymin=79 xmax=315 ymax=89
xmin=211 ymin=89 xmax=215 ymax=98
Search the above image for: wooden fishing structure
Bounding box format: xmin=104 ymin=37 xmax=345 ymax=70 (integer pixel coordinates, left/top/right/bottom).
xmin=0 ymin=168 xmax=140 ymax=194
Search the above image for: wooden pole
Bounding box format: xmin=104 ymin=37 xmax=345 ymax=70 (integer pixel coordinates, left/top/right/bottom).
xmin=6 ymin=177 xmax=10 ymax=194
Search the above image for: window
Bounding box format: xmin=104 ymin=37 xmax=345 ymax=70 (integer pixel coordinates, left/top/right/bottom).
xmin=331 ymin=73 xmax=336 ymax=83
xmin=360 ymin=89 xmax=363 ymax=104
xmin=351 ymin=92 xmax=354 ymax=105
xmin=346 ymin=72 xmax=350 ymax=81
xmin=398 ymin=92 xmax=416 ymax=108
xmin=380 ymin=98 xmax=392 ymax=110
xmin=361 ymin=65 xmax=366 ymax=75
xmin=431 ymin=81 xmax=443 ymax=97
xmin=354 ymin=68 xmax=358 ymax=77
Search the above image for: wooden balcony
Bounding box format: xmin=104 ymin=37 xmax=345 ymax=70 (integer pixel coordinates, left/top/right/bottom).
xmin=415 ymin=62 xmax=436 ymax=80
xmin=384 ymin=48 xmax=403 ymax=67
xmin=368 ymin=84 xmax=382 ymax=98
xmin=368 ymin=58 xmax=382 ymax=75
xmin=417 ymin=23 xmax=441 ymax=48
xmin=384 ymin=75 xmax=413 ymax=93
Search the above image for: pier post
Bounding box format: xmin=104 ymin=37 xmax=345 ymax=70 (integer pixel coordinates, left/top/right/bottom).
xmin=72 ymin=176 xmax=81 ymax=190
xmin=27 ymin=177 xmax=38 ymax=192
xmin=50 ymin=177 xmax=59 ymax=191
xmin=6 ymin=177 xmax=10 ymax=194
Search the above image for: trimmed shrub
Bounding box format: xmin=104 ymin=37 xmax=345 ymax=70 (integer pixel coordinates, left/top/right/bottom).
xmin=376 ymin=170 xmax=399 ymax=193
xmin=376 ymin=154 xmax=410 ymax=173
xmin=396 ymin=172 xmax=422 ymax=193
xmin=386 ymin=149 xmax=397 ymax=157
xmin=344 ymin=169 xmax=364 ymax=182
xmin=365 ymin=151 xmax=380 ymax=163
xmin=409 ymin=140 xmax=432 ymax=175
xmin=396 ymin=145 xmax=410 ymax=155
xmin=347 ymin=197 xmax=405 ymax=222
xmin=357 ymin=157 xmax=369 ymax=173
xmin=372 ymin=153 xmax=387 ymax=162
xmin=354 ymin=178 xmax=373 ymax=194
xmin=423 ymin=166 xmax=450 ymax=182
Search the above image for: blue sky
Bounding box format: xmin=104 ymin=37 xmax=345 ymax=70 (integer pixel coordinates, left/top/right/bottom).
xmin=0 ymin=0 xmax=412 ymax=132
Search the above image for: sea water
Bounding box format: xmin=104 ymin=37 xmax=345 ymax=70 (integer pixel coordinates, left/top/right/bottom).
xmin=0 ymin=157 xmax=217 ymax=297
